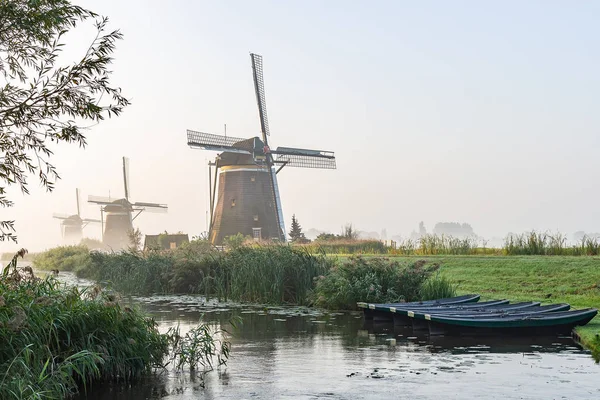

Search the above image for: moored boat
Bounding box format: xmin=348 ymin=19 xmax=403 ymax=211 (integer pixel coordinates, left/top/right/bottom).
xmin=426 ymin=308 xmax=597 ymax=336
xmin=358 ymin=294 xmax=481 ymax=321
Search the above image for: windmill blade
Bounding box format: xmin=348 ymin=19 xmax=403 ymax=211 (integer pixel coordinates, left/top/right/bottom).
xmin=187 ymin=130 xmax=252 ymax=154
xmin=133 ymin=202 xmax=168 ymax=214
xmin=132 ymin=201 xmax=168 ymax=209
xmin=272 ymin=147 xmax=336 ymax=169
xmin=82 ymin=218 xmax=102 ymax=223
xmin=53 ymin=213 xmax=70 ymax=220
xmin=88 ymin=195 xmax=116 ymax=205
xmin=250 ymin=53 xmax=270 ymax=144
xmin=123 ymin=157 xmax=130 ymax=201
xmin=76 ymin=188 xmax=81 ymax=217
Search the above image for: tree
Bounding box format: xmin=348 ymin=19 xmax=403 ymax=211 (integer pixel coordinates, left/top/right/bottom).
xmin=288 ymin=214 xmax=308 ymax=243
xmin=315 ymin=232 xmax=337 ymax=242
xmin=418 ymin=221 xmax=427 ymax=237
xmin=341 ymin=223 xmax=359 ymax=240
xmin=0 ymin=0 xmax=129 ymax=242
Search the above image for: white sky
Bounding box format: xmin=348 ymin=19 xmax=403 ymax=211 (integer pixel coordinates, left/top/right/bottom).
xmin=2 ymin=0 xmax=600 ymax=252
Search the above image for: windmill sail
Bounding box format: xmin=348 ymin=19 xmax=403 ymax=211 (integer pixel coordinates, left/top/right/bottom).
xmin=123 ymin=157 xmax=130 ymax=200
xmin=250 ymin=53 xmax=270 ymax=141
xmin=273 ymin=147 xmax=336 ymax=169
xmin=76 ymin=188 xmax=81 ymax=216
xmin=187 ymin=130 xmax=252 ymax=154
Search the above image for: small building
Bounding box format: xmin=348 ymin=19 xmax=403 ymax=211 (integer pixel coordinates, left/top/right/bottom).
xmin=144 ymin=234 xmax=189 ymax=251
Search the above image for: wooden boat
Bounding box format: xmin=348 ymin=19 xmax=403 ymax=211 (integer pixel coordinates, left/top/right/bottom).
xmin=426 ymin=308 xmax=597 ymax=336
xmin=358 ymin=294 xmax=481 ymax=321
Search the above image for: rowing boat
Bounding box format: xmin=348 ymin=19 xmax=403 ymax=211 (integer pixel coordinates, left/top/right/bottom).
xmin=426 ymin=308 xmax=597 ymax=336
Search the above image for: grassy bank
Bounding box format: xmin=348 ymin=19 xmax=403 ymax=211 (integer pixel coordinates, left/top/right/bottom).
xmin=34 ymin=245 xmax=452 ymax=307
xmin=356 ymin=255 xmax=600 ymax=361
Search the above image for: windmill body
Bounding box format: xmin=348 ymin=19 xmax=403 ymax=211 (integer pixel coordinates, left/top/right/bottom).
xmin=102 ymin=199 xmax=134 ymax=250
xmin=88 ymin=158 xmax=167 ymax=251
xmin=187 ymin=54 xmax=336 ymax=245
xmin=53 ymin=189 xmax=101 ymax=244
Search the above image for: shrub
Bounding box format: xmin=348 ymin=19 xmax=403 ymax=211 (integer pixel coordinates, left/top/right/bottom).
xmin=311 ymin=257 xmax=437 ymax=309
xmin=32 ymin=245 xmax=91 ymax=272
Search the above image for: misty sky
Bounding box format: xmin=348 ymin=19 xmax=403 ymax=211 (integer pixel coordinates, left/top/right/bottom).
xmin=2 ymin=0 xmax=600 ymax=252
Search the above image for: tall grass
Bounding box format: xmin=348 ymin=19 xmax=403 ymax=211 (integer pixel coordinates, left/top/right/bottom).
xmin=298 ymin=239 xmax=387 ymax=254
xmin=420 ymin=272 xmax=457 ymax=300
xmin=76 ymin=245 xmax=332 ymax=305
xmin=0 ymin=253 xmax=230 ymax=399
xmin=389 ymin=234 xmax=488 ymax=255
xmin=223 ymin=246 xmax=330 ymax=304
xmin=503 ymin=231 xmax=600 ymax=256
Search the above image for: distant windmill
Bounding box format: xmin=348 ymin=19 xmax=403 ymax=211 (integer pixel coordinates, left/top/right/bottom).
xmin=88 ymin=157 xmax=168 ymax=250
xmin=187 ymin=53 xmax=336 ymax=245
xmin=53 ymin=188 xmax=101 ymax=244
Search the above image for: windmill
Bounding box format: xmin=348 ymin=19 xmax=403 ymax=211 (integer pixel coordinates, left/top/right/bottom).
xmin=187 ymin=53 xmax=336 ymax=245
xmin=88 ymin=157 xmax=168 ymax=250
xmin=53 ymin=188 xmax=101 ymax=244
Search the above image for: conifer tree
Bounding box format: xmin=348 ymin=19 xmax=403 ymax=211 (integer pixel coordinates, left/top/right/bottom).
xmin=289 ymin=214 xmax=306 ymax=242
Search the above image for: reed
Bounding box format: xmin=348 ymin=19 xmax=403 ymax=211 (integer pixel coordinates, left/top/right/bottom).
xmin=389 ymin=234 xmax=483 ymax=256
xmin=299 ymin=239 xmax=387 ymax=254
xmin=420 ymin=272 xmax=457 ymax=300
xmin=76 ymin=245 xmax=332 ymax=305
xmin=0 ymin=253 xmax=229 ymax=399
xmin=223 ymin=246 xmax=331 ymax=304
xmin=503 ymin=231 xmax=600 ymax=256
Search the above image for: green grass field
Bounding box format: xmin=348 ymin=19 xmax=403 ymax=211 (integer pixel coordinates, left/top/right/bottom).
xmin=337 ymin=255 xmax=600 ymax=359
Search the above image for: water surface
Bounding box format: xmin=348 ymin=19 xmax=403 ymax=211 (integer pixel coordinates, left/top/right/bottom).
xmin=51 ymin=271 xmax=599 ymax=400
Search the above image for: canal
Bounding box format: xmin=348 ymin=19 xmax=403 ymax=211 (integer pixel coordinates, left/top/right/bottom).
xmin=55 ymin=272 xmax=598 ymax=399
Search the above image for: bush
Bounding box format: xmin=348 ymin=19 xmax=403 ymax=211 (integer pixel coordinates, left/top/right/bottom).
xmin=32 ymin=245 xmax=91 ymax=272
xmin=311 ymin=257 xmax=437 ymax=309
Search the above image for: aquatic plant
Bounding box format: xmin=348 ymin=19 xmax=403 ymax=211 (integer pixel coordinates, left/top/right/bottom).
xmin=0 ymin=252 xmax=230 ymax=399
xmin=76 ymin=245 xmax=331 ymax=305
xmin=78 ymin=251 xmax=173 ymax=295
xmin=167 ymin=320 xmax=231 ymax=373
xmin=223 ymin=245 xmax=331 ymax=304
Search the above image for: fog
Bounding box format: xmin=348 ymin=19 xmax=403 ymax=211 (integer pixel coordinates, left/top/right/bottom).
xmin=2 ymin=0 xmax=599 ymax=253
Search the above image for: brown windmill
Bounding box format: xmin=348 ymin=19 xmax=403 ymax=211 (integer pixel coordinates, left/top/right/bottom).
xmin=88 ymin=157 xmax=167 ymax=250
xmin=187 ymin=53 xmax=336 ymax=245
